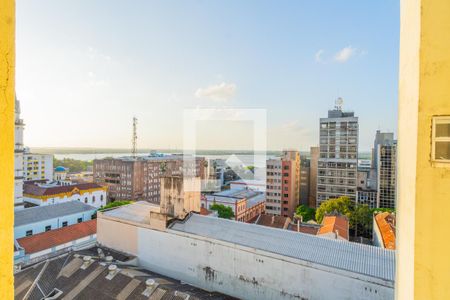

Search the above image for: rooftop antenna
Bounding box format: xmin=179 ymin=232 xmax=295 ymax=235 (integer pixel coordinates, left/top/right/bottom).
xmin=132 ymin=116 xmax=138 ymax=158
xmin=335 ymin=97 xmax=344 ymax=111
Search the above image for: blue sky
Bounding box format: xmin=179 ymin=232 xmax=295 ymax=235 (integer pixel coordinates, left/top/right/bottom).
xmin=16 ymin=0 xmax=399 ymax=151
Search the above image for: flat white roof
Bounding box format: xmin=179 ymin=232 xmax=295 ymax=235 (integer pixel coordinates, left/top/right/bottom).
xmin=101 ymin=201 xmax=160 ymax=225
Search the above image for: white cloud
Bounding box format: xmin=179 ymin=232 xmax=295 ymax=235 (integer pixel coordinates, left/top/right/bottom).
xmin=334 ymin=46 xmax=357 ymax=63
xmin=315 ymin=49 xmax=325 ymax=63
xmin=195 ymin=82 xmax=236 ymax=102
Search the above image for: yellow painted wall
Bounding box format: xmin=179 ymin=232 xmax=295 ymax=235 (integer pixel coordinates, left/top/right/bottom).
xmin=415 ymin=0 xmax=450 ymax=298
xmin=398 ymin=0 xmax=450 ymax=299
xmin=0 ymin=0 xmax=15 ymax=298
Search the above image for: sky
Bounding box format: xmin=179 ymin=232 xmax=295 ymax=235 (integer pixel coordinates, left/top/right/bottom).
xmin=16 ymin=0 xmax=399 ymax=152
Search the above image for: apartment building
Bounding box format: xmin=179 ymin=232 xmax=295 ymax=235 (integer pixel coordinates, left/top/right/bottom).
xmin=94 ymin=154 xmax=205 ymax=203
xmin=266 ymin=150 xmax=300 ymax=217
xmin=317 ymin=101 xmax=358 ymax=207
xmin=23 ymin=150 xmax=53 ymax=181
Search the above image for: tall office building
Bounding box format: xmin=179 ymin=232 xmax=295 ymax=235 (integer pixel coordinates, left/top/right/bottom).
xmin=14 ymin=97 xmax=25 ymax=210
xmin=372 ymin=131 xmax=394 ymax=170
xmin=317 ymin=99 xmax=358 ymax=207
xmin=373 ymin=131 xmax=397 ymax=209
xmin=266 ymin=150 xmax=300 ymax=217
xmin=308 ymin=146 xmax=319 ymax=208
xmin=300 ymin=157 xmax=310 ymax=206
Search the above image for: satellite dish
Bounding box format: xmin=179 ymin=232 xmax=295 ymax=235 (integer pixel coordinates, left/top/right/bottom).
xmin=335 ymin=97 xmax=344 ymax=110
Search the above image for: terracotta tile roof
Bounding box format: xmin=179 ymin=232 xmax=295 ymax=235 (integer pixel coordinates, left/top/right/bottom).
xmin=255 ymin=214 xmax=291 ymax=229
xmin=23 ymin=182 xmax=104 ymax=197
xmin=375 ymin=212 xmax=396 ymax=250
xmin=317 ymin=215 xmax=349 ymax=240
xmin=17 ymin=220 xmax=97 ymax=254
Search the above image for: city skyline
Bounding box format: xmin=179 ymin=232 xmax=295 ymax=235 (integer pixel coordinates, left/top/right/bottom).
xmin=16 ymin=1 xmax=399 ymax=151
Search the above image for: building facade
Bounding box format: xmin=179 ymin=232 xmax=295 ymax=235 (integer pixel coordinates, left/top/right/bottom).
xmin=376 ymin=140 xmax=397 ymax=209
xmin=201 ymin=189 xmax=265 ymax=222
xmin=14 ymin=219 xmax=97 ymax=267
xmin=202 ymin=158 xmax=226 ymax=192
xmin=23 ymin=182 xmax=107 ymax=208
xmin=308 ymin=146 xmax=319 ymax=208
xmin=23 ymin=151 xmax=53 ymax=181
xmin=94 ymin=155 xmax=205 ymax=203
xmin=356 ymin=168 xmax=378 ymax=208
xmin=98 ymin=206 xmax=395 ymax=300
xmin=265 ymin=150 xmax=300 ymax=217
xmin=300 ymin=157 xmax=310 ymax=206
xmin=14 ymin=201 xmax=97 ymax=239
xmin=229 ymin=179 xmax=265 ymax=192
xmin=317 ymin=101 xmax=358 ymax=207
xmin=14 ymin=97 xmax=24 ymax=210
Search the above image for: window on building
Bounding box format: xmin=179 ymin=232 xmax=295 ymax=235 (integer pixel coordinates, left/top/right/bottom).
xmin=77 ymin=218 xmax=82 ymax=223
xmin=100 ymin=194 xmax=104 ymax=201
xmin=45 ymin=225 xmax=51 ymax=232
xmin=62 ymin=221 xmax=68 ymax=227
xmin=26 ymin=230 xmax=33 ymax=236
xmin=93 ymin=196 xmax=96 ymax=203
xmin=432 ymin=116 xmax=450 ymax=163
xmin=84 ymin=198 xmax=87 ymax=204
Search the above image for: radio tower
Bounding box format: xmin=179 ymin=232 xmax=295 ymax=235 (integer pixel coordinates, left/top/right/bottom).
xmin=132 ymin=117 xmax=138 ymax=158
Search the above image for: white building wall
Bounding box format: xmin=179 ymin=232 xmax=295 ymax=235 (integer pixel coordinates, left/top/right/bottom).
xmin=24 ymin=189 xmax=106 ymax=208
xmin=97 ymin=218 xmax=394 ymax=300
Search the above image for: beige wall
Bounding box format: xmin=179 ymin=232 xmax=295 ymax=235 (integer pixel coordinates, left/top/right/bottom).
xmin=97 ymin=217 xmax=139 ymax=256
xmin=160 ymin=176 xmax=201 ymax=219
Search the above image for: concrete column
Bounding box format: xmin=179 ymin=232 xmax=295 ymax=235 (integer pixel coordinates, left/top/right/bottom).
xmin=0 ymin=0 xmax=15 ymax=298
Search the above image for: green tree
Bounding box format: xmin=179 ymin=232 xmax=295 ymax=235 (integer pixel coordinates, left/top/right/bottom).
xmin=351 ymin=204 xmax=373 ymax=237
xmin=53 ymin=158 xmax=92 ymax=173
xmin=295 ymin=205 xmax=316 ymax=222
xmin=315 ymin=196 xmax=353 ymax=224
xmin=209 ymin=204 xmax=235 ymax=219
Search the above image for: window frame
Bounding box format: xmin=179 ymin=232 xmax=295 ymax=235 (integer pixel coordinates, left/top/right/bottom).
xmin=431 ymin=116 xmax=450 ymax=164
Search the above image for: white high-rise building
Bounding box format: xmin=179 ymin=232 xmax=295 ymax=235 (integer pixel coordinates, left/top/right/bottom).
xmin=317 ymin=99 xmax=358 ymax=207
xmin=14 ymin=97 xmax=25 ymax=210
xmin=23 ymin=149 xmax=54 ymax=181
